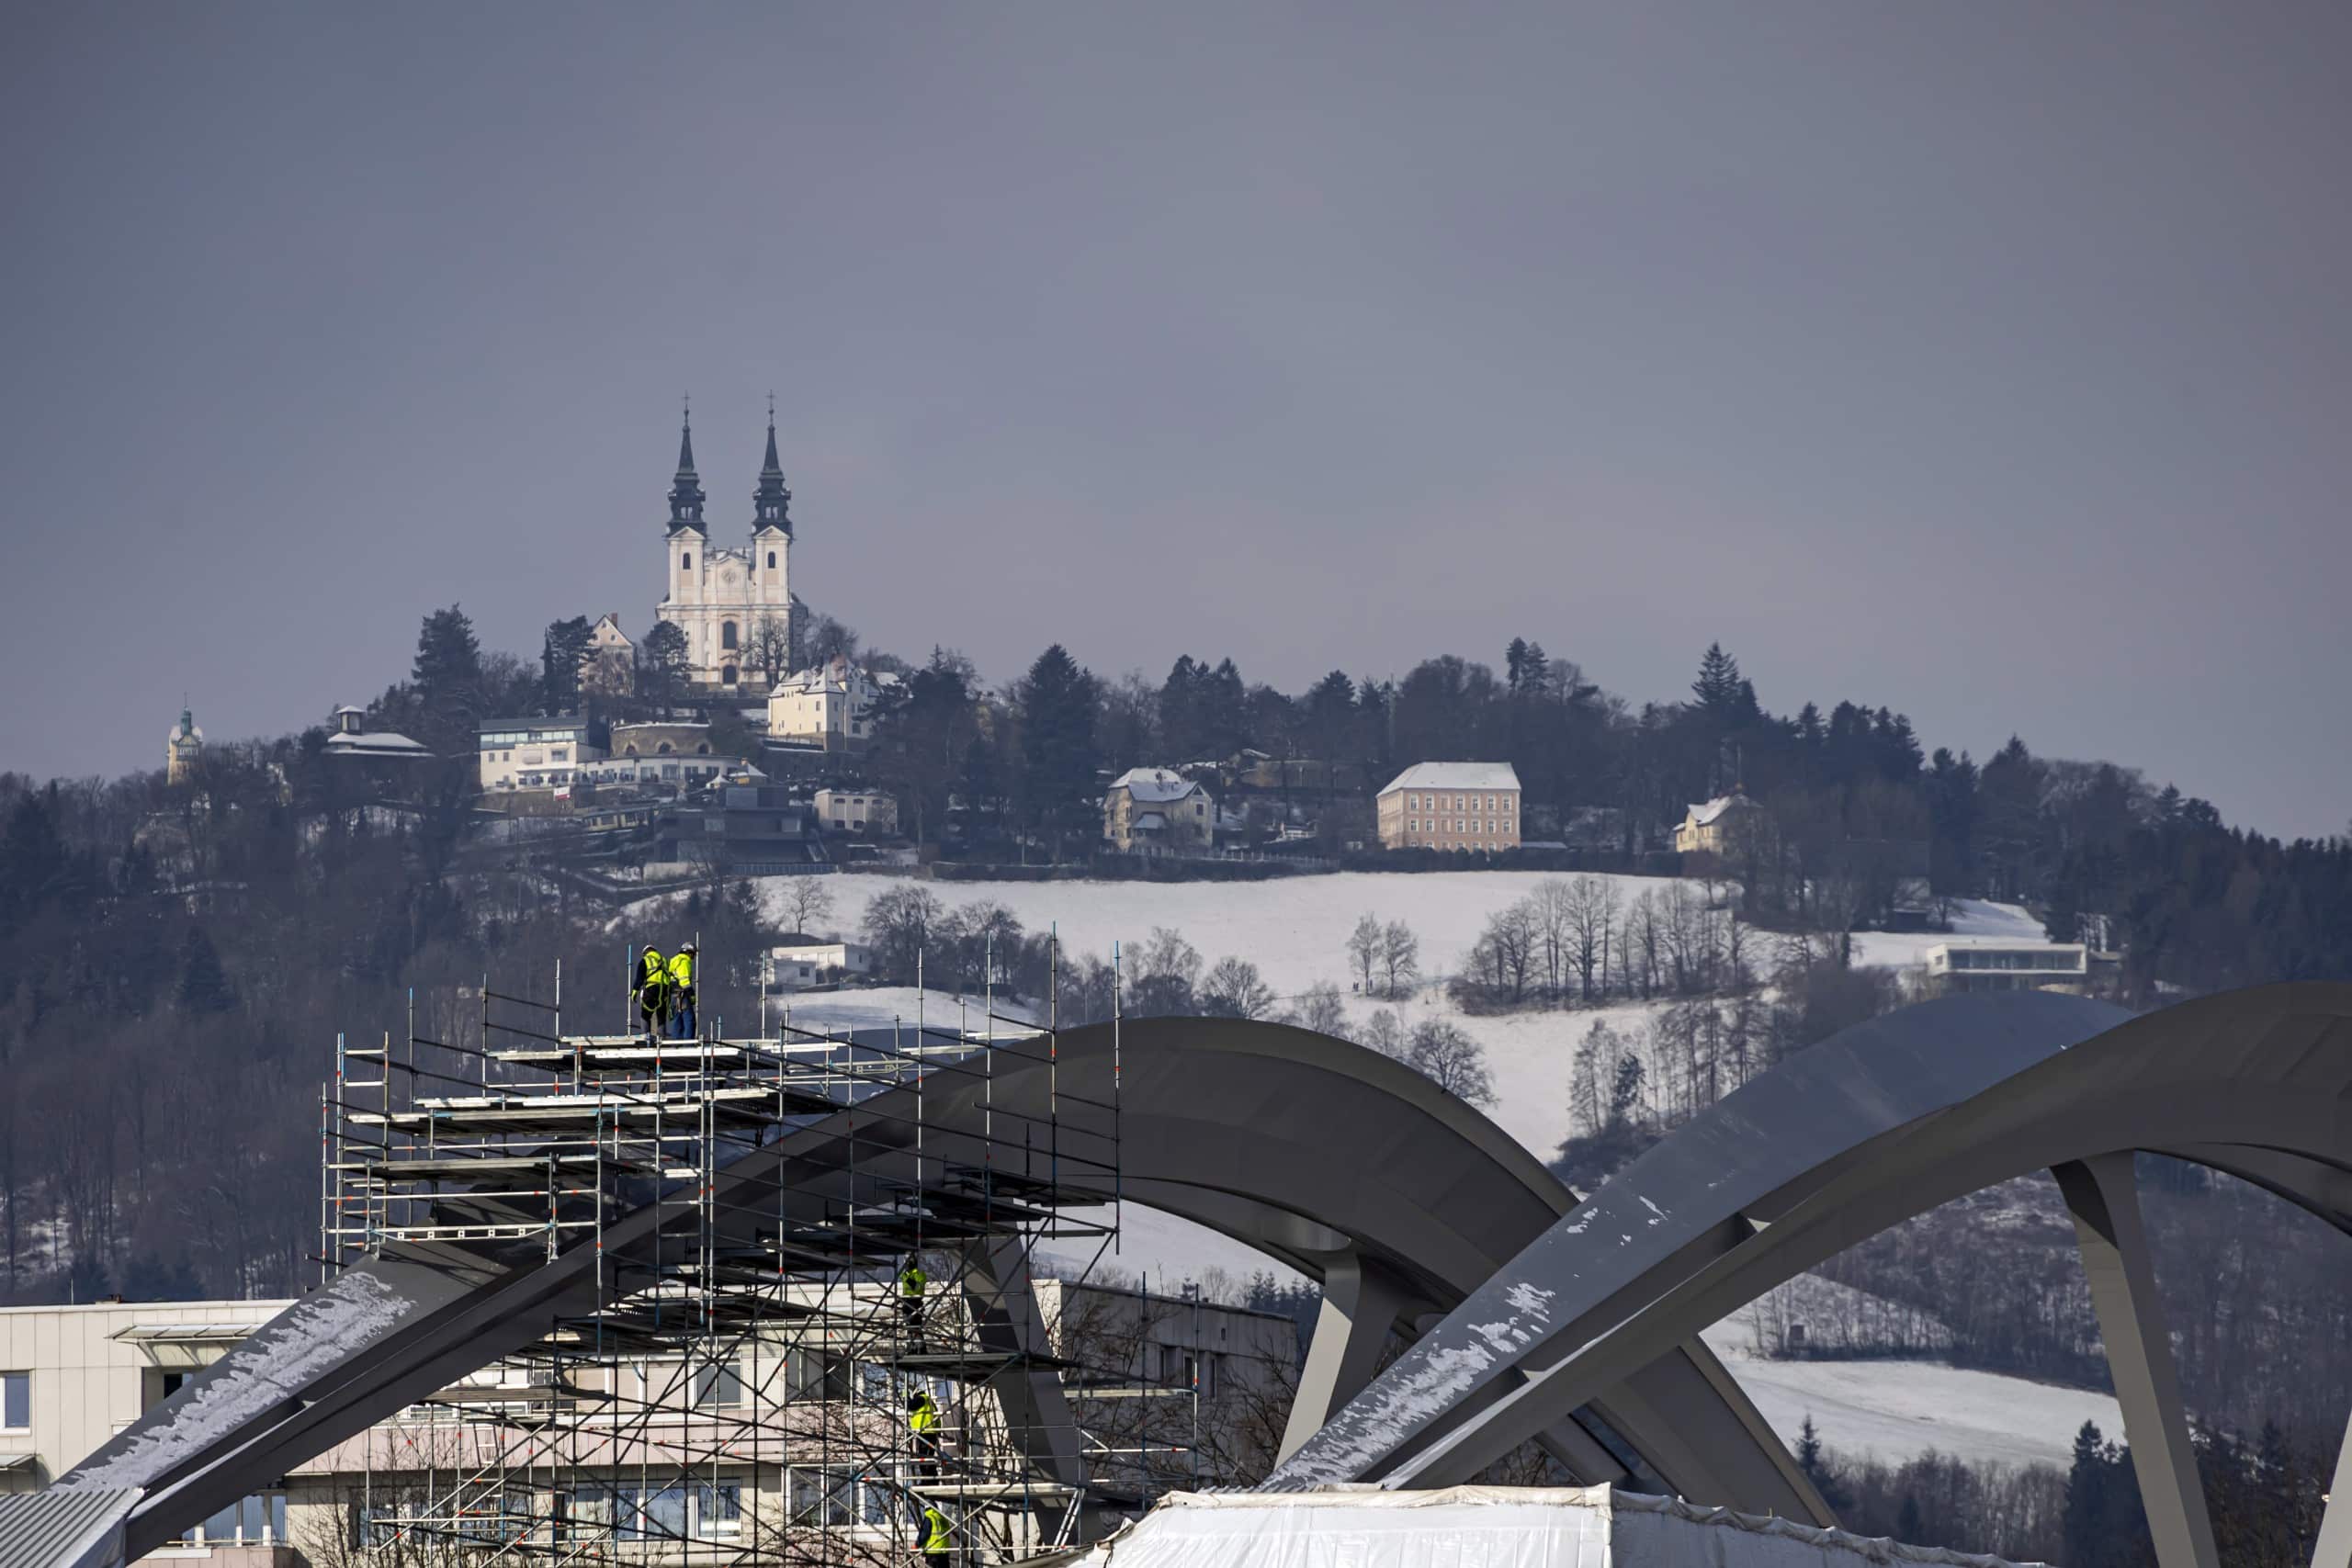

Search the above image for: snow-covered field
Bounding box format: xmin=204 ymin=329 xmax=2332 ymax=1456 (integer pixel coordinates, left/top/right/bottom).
xmin=1702 ymin=1319 xmax=2120 ymax=1472
xmin=769 ymin=869 xmax=1696 ymax=1159
xmin=754 ymin=870 xmax=2086 ymax=1474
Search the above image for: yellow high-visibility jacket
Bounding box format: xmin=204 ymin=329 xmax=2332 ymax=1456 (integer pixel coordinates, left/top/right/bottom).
xmin=910 ymin=1395 xmax=939 ymax=1435
xmin=923 ymin=1507 xmax=951 ymax=1552
xmin=667 ymin=950 xmax=695 ymax=992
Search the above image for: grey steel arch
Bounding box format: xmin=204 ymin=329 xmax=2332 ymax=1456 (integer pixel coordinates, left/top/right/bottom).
xmin=36 ymin=1015 xmax=1820 ymax=1562
xmin=1269 ymin=984 xmax=2352 ymax=1568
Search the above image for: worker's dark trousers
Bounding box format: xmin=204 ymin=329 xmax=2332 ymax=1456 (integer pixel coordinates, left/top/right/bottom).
xmin=671 ymin=997 xmax=696 ymax=1038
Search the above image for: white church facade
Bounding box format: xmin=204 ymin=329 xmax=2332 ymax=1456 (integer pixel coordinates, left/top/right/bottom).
xmin=654 ymin=410 xmax=794 ymax=689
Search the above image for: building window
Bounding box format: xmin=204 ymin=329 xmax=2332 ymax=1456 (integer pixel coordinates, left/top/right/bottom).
xmin=721 ymin=664 xmax=739 ymax=684
xmin=682 ymin=553 xmax=693 ymax=571
xmin=2 ymin=1371 xmax=26 ymax=1429
xmin=767 ymin=550 xmax=777 ymax=570
xmin=722 ymin=621 xmax=739 ymax=650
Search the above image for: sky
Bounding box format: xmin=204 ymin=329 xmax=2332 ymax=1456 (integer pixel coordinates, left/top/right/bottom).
xmin=2 ymin=3 xmax=2346 ymax=838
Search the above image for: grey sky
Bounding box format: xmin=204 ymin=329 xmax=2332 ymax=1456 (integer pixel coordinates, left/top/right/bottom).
xmin=3 ymin=3 xmax=2346 ymax=837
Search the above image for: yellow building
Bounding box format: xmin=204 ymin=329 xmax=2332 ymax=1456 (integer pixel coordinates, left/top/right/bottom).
xmin=1672 ymin=793 xmax=1760 ymax=855
xmin=1376 ymin=762 xmax=1521 ymax=852
xmin=1102 ymin=767 xmax=1215 ymax=854
xmin=164 ymin=707 xmax=204 ymax=784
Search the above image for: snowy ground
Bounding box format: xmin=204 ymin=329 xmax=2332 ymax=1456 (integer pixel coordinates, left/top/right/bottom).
xmin=1701 ymin=1319 xmax=2120 ymax=1472
xmin=769 ymin=868 xmax=1701 ymax=1161
xmin=763 ymin=984 xmax=1040 ymax=1037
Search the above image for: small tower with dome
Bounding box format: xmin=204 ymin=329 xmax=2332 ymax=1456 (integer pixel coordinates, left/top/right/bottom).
xmin=166 ymin=705 xmax=205 ymax=784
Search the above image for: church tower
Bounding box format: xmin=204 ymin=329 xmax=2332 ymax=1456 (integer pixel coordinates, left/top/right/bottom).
xmin=750 ymin=399 xmax=792 ymax=649
xmin=663 ymin=408 xmax=708 ymax=615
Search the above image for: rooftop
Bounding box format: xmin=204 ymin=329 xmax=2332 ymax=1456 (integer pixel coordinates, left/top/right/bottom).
xmin=1379 ymin=761 xmax=1521 ymax=795
xmin=1109 ymin=767 xmax=1204 ymax=804
xmin=1683 ymin=793 xmax=1757 ymax=827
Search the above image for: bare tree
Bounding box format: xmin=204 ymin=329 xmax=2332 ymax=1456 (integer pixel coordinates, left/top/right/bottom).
xmin=1355 ymin=1008 xmax=1405 ymax=1058
xmin=747 ymin=611 xmax=794 ymax=689
xmin=779 ymin=875 xmax=836 ymax=939
xmin=1345 ymin=913 xmax=1383 ymax=994
xmin=1531 ymin=879 xmax=1575 ymax=1000
xmin=1379 ymin=920 xmax=1420 ymax=998
xmin=1402 ymin=1021 xmax=1495 ymax=1107
xmin=1200 ymin=956 xmax=1278 ymax=1020
xmin=1564 ymin=875 xmax=1618 ymax=1004
xmin=1292 ymin=981 xmax=1347 ymax=1036
xmin=1470 ymin=899 xmax=1538 ymax=1003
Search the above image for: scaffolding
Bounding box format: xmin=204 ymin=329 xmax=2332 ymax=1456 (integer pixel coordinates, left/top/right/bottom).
xmin=314 ymin=937 xmax=1202 ymax=1565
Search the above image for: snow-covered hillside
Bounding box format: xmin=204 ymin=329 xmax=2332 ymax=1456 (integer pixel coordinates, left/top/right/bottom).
xmin=760 ymin=870 xmax=2090 ymax=1475
xmin=769 ymin=868 xmax=1695 ymax=1158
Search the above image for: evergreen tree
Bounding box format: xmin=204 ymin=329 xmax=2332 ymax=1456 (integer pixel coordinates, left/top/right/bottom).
xmin=411 ymin=604 xmax=485 ymax=750
xmin=1014 ymin=645 xmax=1101 ymax=861
xmin=1794 ymin=1415 xmax=1849 ymax=1512
xmin=1692 ymin=642 xmax=1743 ymax=713
xmin=1895 ymin=1493 xmax=1923 ymax=1543
xmin=638 ymin=621 xmax=691 ymax=706
xmin=539 ymin=615 xmax=596 ymax=713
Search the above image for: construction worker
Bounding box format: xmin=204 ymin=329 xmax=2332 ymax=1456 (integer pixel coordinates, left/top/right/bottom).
xmin=897 ymin=1255 xmax=927 ymax=1330
xmin=667 ymin=942 xmax=697 ymax=1039
xmin=921 ymin=1502 xmax=953 ymax=1568
xmin=633 ymin=946 xmax=669 ymax=1039
xmin=908 ymin=1388 xmax=941 ymax=1471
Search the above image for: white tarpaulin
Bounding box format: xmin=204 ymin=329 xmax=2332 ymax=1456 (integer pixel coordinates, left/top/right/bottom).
xmin=1054 ymin=1486 xmax=2039 ymax=1568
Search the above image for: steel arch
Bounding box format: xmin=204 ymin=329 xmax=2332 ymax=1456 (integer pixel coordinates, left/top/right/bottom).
xmin=1268 ymin=984 xmax=2352 ymax=1568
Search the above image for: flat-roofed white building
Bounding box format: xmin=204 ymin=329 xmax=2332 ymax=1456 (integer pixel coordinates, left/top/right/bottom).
xmin=1376 ymin=761 xmax=1521 ymax=852
xmin=1923 ymin=939 xmax=2089 ymax=994
xmin=477 ymin=716 xmax=601 ymax=794
xmin=764 ymin=941 xmax=873 ymax=988
xmin=815 ymin=787 xmax=898 ymax=835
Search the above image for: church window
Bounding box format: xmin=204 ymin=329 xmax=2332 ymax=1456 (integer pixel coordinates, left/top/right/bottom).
xmin=722 ymin=622 xmax=739 ymax=650
xmin=682 ymin=553 xmax=693 ymax=571
xmin=767 ymin=551 xmax=776 ymax=570
xmin=721 ymin=665 xmax=739 ymax=685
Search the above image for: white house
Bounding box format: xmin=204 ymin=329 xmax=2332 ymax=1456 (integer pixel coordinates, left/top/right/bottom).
xmin=764 ymin=942 xmax=873 ymax=990
xmin=814 ymin=787 xmax=899 ymax=835
xmin=581 ymin=611 xmax=635 ymax=697
xmin=1922 ymin=940 xmax=2089 ymax=995
xmin=1102 ymin=767 xmax=1215 ymax=854
xmin=477 ymin=716 xmax=600 ymax=793
xmin=767 ymin=657 xmax=899 ymax=750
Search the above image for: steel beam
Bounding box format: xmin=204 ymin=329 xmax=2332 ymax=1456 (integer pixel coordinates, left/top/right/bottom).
xmin=2054 ymin=1155 xmax=2220 ymax=1568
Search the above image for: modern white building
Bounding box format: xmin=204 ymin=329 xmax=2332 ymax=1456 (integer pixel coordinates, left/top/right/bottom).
xmin=654 ymin=410 xmax=794 ymax=690
xmin=767 ymin=657 xmax=898 ymax=750
xmin=477 ymin=715 xmax=600 ymax=793
xmin=764 ymin=941 xmax=874 ymax=989
xmin=814 ymin=787 xmax=898 ymax=835
xmin=1922 ymin=940 xmax=2090 ymax=995
xmin=1375 ymin=761 xmax=1521 ymax=852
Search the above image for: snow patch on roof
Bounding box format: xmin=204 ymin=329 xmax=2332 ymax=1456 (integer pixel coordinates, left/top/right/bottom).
xmin=1109 ymin=768 xmax=1202 ymax=804
xmin=1379 ymin=761 xmax=1521 ymax=795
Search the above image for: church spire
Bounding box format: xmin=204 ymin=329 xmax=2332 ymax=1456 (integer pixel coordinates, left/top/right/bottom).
xmin=752 ymin=393 xmax=791 ymax=535
xmin=667 ymin=400 xmax=707 ymax=534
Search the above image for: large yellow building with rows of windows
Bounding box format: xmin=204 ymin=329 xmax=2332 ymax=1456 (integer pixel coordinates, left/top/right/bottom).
xmin=1376 ymin=761 xmax=1521 ymax=852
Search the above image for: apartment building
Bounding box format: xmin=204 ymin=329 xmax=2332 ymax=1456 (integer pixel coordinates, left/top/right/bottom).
xmin=1375 ymin=761 xmax=1521 ymax=852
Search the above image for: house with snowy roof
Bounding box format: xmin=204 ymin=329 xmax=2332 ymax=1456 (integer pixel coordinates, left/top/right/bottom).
xmin=1672 ymin=791 xmax=1761 ymax=855
xmin=1102 ymin=767 xmax=1216 ymax=855
xmin=1376 ymin=761 xmax=1521 ymax=852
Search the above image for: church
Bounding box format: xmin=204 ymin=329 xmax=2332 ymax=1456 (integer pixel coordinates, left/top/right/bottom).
xmin=654 ymin=406 xmax=794 ymax=689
